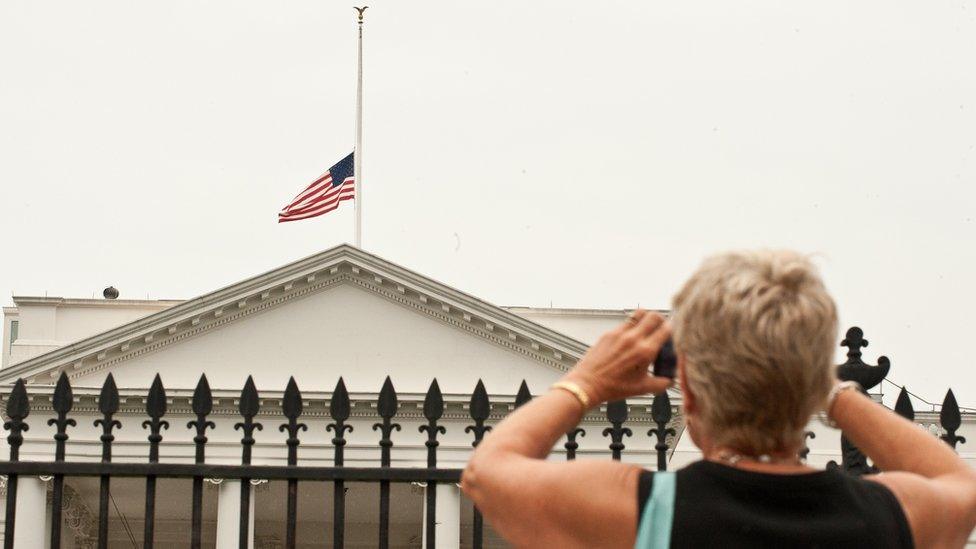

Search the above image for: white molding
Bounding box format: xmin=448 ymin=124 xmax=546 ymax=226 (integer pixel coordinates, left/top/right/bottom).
xmin=1 ymin=245 xmax=589 ymax=385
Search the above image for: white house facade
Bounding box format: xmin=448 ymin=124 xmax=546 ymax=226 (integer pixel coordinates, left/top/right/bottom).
xmin=1 ymin=245 xmax=972 ymax=548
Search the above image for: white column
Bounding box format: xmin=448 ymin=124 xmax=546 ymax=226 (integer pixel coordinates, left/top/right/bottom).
xmin=13 ymin=476 xmax=48 ymax=549
xmin=214 ymin=480 xmax=255 ymax=549
xmin=423 ymin=482 xmax=460 ymax=549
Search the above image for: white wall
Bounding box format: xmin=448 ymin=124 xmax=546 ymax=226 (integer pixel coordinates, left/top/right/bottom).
xmin=2 ymin=297 xmax=179 ymax=368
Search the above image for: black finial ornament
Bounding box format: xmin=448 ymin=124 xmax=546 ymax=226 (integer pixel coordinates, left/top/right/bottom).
xmin=142 ymin=374 xmax=169 ymax=463
xmin=940 ymin=389 xmax=966 ymax=450
xmin=235 ymin=376 xmax=263 ymax=465
xmin=894 ymin=387 xmax=914 ymax=421
xmin=515 ymin=380 xmax=533 ymax=409
xmin=419 ymin=379 xmax=446 ymax=467
xmin=373 ymin=376 xmax=401 ymax=466
xmin=103 ymin=286 xmax=119 ymax=299
xmin=95 ymin=374 xmax=121 ymax=462
xmin=603 ymin=400 xmax=632 ymax=460
xmin=648 ymin=392 xmax=675 ymax=471
xmin=279 ymin=377 xmax=308 ymax=466
xmin=564 ymin=428 xmax=586 ymax=460
xmin=49 ymin=372 xmax=77 ymax=462
xmin=837 ymin=327 xmax=890 ymax=391
xmin=187 ymin=374 xmax=215 ymax=464
xmin=4 ymin=378 xmax=30 ymax=461
xmin=799 ymin=431 xmax=816 ymax=462
xmin=327 ymin=378 xmax=354 ymax=466
xmin=465 ymin=380 xmax=492 ymax=447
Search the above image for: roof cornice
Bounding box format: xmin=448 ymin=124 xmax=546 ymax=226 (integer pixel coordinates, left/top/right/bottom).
xmin=0 ymin=245 xmax=590 ymax=384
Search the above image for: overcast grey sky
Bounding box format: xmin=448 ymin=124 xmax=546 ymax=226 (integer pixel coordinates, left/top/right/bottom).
xmin=1 ymin=2 xmax=974 ymax=405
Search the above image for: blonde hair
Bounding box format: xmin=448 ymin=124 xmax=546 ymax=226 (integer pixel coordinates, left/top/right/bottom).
xmin=671 ymin=250 xmax=838 ymax=455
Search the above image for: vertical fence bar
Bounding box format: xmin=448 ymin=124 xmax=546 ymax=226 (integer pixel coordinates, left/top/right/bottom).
xmin=465 ymin=380 xmax=491 ymax=549
xmin=648 ymin=392 xmax=674 ymax=471
xmin=3 ymin=379 xmax=29 ymax=549
xmin=187 ymin=374 xmax=214 ymax=549
xmin=420 ymin=379 xmax=446 ymax=549
xmin=280 ymin=377 xmax=307 ymax=549
xmin=940 ymin=389 xmax=966 ymax=450
xmin=48 ymin=372 xmax=76 ymax=549
xmin=235 ymin=376 xmax=262 ymax=549
xmin=327 ymin=378 xmax=353 ymax=549
xmin=95 ymin=374 xmax=121 ymax=549
xmin=142 ymin=374 xmax=169 ymax=549
xmin=373 ymin=377 xmax=401 ymax=549
xmin=603 ymin=400 xmax=631 ymax=461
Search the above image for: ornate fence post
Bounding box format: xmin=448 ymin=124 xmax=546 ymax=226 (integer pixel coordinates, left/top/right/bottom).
xmin=373 ymin=376 xmax=401 ymax=549
xmin=327 ymin=378 xmax=353 ymax=549
xmin=465 ymin=380 xmax=491 ymax=549
xmin=49 ymin=372 xmax=76 ymax=549
xmin=3 ymin=379 xmax=30 ymax=549
xmin=603 ymin=400 xmax=632 ymax=461
xmin=95 ymin=374 xmax=121 ymax=549
xmin=834 ymin=327 xmax=889 ymax=476
xmin=940 ymin=389 xmax=966 ymax=450
xmin=648 ymin=392 xmax=674 ymax=471
xmin=419 ymin=379 xmax=446 ymax=549
xmin=234 ymin=376 xmax=262 ymax=549
xmin=187 ymin=374 xmax=214 ymax=549
xmin=142 ymin=374 xmax=169 ymax=549
xmin=280 ymin=377 xmax=307 ymax=549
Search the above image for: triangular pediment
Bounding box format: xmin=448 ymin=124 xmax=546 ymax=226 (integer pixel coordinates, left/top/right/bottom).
xmin=0 ymin=245 xmax=588 ymax=392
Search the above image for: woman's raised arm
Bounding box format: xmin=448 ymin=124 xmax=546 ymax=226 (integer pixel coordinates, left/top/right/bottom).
xmin=833 ymin=389 xmax=976 ymax=548
xmin=461 ymin=311 xmax=672 ymax=547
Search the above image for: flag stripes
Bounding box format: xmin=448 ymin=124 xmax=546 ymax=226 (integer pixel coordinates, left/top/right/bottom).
xmin=278 ymin=152 xmax=355 ymax=223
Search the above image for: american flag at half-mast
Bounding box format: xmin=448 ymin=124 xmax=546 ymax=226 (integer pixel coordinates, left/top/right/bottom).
xmin=278 ymin=152 xmax=355 ymax=222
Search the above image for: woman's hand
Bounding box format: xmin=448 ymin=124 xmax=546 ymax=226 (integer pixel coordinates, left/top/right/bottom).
xmin=563 ymin=309 xmax=673 ymax=406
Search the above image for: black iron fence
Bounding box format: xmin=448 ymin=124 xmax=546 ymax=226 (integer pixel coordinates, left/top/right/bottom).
xmin=0 ymin=326 xmax=967 ymax=549
xmin=0 ymin=372 xmax=676 ymax=549
xmin=830 ymin=327 xmax=968 ymax=474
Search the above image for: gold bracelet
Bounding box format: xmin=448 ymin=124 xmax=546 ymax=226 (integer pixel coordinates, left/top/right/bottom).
xmin=551 ymin=380 xmax=591 ymax=410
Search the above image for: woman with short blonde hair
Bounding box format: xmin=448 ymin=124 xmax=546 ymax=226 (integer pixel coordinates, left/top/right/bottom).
xmin=462 ymin=250 xmax=976 ymax=548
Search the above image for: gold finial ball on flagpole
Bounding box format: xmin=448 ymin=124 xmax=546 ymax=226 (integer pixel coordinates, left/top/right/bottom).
xmin=354 ymin=6 xmax=368 ymax=25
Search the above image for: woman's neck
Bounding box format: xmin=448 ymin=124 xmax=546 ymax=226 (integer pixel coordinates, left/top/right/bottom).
xmin=703 ymin=445 xmax=816 ymax=474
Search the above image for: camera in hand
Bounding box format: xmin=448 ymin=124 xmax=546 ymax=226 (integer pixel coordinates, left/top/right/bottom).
xmin=653 ymin=339 xmax=677 ymax=378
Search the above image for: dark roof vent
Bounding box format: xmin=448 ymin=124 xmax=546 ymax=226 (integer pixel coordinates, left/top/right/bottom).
xmin=103 ymin=286 xmax=119 ymax=300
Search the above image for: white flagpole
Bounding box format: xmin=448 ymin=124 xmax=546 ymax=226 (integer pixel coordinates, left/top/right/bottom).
xmin=354 ymin=6 xmax=366 ymax=248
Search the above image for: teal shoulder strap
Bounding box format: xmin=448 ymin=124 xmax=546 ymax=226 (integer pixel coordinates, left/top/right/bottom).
xmin=634 ymin=471 xmax=675 ymax=549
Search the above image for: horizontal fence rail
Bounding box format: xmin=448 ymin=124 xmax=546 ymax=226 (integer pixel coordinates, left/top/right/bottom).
xmin=0 ymin=326 xmax=966 ymax=548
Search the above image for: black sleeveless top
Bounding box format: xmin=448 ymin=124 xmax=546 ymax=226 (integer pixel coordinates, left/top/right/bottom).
xmin=637 ymin=461 xmax=913 ymax=548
